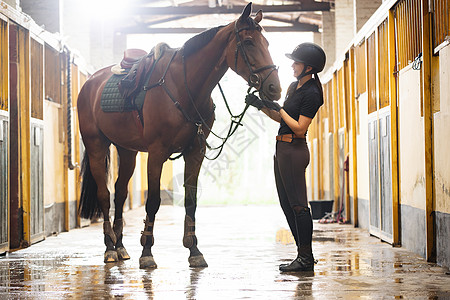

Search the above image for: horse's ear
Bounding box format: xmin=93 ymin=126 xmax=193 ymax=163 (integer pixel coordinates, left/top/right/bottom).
xmin=239 ymin=2 xmax=252 ymax=22
xmin=254 ymin=9 xmax=263 ymax=23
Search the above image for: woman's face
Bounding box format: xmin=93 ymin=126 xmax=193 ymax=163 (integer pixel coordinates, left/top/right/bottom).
xmin=292 ymin=61 xmax=306 ymax=78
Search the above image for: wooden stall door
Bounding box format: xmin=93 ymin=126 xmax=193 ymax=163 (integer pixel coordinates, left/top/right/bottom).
xmin=0 ymin=114 xmax=8 ymax=252
xmin=378 ymin=108 xmax=393 ymax=239
xmin=0 ymin=17 xmax=9 ymax=253
xmin=368 ymin=117 xmax=380 ymax=233
xmin=30 ymin=38 xmax=44 ymax=243
xmin=367 ymin=16 xmax=397 ymax=243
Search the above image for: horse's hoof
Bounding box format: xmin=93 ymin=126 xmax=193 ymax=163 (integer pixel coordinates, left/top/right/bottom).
xmin=116 ymin=247 xmax=130 ymax=260
xmin=104 ymin=250 xmax=119 ymax=263
xmin=188 ymin=255 xmax=208 ymax=268
xmin=139 ymin=256 xmax=157 ymax=269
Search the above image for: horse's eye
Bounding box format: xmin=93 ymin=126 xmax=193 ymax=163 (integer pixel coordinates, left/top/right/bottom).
xmin=243 ymin=39 xmax=254 ymax=47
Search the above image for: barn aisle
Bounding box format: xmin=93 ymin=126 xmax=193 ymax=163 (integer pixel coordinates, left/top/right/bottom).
xmin=1 ymin=205 xmax=449 ymax=299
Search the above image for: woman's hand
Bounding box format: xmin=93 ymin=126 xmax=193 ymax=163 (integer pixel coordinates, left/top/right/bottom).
xmin=262 ymin=99 xmax=282 ymax=112
xmin=245 ymin=94 xmax=264 ymax=110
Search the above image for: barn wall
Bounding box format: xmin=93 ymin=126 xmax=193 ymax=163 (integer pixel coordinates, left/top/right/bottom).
xmin=434 ymin=44 xmax=450 ymax=268
xmin=43 ymin=101 xmax=66 ymax=235
xmin=397 ymin=65 xmax=427 ymax=257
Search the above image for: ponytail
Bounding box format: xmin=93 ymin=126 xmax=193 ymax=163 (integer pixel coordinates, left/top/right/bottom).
xmin=314 ymin=73 xmax=324 ymax=105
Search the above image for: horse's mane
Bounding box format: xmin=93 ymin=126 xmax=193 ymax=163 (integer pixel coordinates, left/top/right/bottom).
xmin=182 ymin=25 xmax=225 ymax=57
xmin=182 ymin=17 xmax=262 ymax=57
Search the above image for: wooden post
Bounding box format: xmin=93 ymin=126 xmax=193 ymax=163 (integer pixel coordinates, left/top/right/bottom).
xmin=421 ymin=0 xmax=436 ymax=262
xmin=18 ymin=27 xmax=31 ymax=246
xmin=349 ymin=47 xmax=359 ymax=227
xmin=343 ymin=57 xmax=351 ymax=221
xmin=332 ymin=73 xmax=340 ymax=212
xmin=388 ymin=9 xmax=400 ymax=246
xmin=9 ymin=24 xmax=31 ymax=248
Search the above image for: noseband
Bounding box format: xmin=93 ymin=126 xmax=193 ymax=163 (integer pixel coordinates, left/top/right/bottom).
xmin=234 ymin=20 xmax=278 ymax=91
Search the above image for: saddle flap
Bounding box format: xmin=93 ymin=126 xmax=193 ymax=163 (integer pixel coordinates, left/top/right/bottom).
xmin=121 ymin=49 xmax=148 ymax=69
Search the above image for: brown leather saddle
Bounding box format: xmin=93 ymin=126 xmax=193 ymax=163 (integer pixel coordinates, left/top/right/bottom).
xmin=116 ymin=44 xmax=170 ymax=107
xmin=121 ymin=48 xmax=148 ymax=69
xmin=117 ymin=49 xmax=153 ymax=103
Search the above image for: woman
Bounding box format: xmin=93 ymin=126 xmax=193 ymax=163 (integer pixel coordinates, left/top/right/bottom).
xmin=246 ymin=42 xmax=326 ymax=272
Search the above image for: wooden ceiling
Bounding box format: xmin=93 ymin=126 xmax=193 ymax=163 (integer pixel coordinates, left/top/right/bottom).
xmin=116 ymin=0 xmax=333 ymax=34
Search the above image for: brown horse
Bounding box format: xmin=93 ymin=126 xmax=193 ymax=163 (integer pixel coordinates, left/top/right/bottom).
xmin=77 ymin=3 xmax=281 ymax=269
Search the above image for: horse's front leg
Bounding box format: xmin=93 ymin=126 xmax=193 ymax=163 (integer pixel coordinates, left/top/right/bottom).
xmin=139 ymin=149 xmax=166 ymax=269
xmin=113 ymin=147 xmax=138 ymax=261
xmin=183 ymin=143 xmax=208 ymax=268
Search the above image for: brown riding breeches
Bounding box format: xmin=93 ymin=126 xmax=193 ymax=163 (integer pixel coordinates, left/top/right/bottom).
xmin=274 ymin=138 xmax=310 ymax=209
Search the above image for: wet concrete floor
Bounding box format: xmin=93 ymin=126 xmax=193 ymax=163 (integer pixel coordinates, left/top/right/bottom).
xmin=1 ymin=205 xmax=450 ymax=299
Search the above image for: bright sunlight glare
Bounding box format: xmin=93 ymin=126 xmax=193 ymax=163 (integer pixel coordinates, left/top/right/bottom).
xmin=79 ymin=0 xmax=124 ymax=21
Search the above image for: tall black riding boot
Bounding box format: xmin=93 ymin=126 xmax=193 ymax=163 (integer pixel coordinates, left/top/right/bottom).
xmin=279 ymin=207 xmax=314 ymax=272
xmin=279 ymin=245 xmax=315 ymax=272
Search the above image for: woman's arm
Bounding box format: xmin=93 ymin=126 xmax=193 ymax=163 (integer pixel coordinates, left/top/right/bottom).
xmin=279 ymin=110 xmax=312 ymax=138
xmin=260 ymin=107 xmax=282 ymax=123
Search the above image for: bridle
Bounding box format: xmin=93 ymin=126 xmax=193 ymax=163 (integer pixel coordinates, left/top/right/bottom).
xmin=233 ymin=20 xmax=278 ymax=92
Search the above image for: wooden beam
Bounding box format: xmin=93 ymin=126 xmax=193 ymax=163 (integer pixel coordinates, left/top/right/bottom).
xmin=129 ymin=3 xmax=331 ymax=16
xmin=142 ymin=16 xmax=189 ymax=26
xmin=264 ymin=15 xmax=320 ymax=29
xmin=118 ymin=24 xmax=319 ymax=34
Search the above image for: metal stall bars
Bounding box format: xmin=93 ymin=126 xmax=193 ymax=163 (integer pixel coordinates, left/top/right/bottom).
xmin=395 ymin=0 xmax=422 ymax=71
xmin=432 ymin=0 xmax=449 ymax=52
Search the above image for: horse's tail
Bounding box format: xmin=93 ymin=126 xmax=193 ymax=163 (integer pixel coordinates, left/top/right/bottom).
xmin=78 ymin=151 xmax=110 ymax=219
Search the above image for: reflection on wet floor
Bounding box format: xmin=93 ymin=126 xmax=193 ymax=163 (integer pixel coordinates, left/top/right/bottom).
xmin=1 ymin=205 xmax=449 ymax=299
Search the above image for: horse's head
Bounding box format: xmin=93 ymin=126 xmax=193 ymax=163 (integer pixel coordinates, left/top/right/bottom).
xmin=225 ymin=3 xmax=281 ymax=101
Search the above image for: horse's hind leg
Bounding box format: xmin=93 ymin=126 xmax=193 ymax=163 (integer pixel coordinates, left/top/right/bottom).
xmin=183 ymin=144 xmax=208 ymax=268
xmin=113 ymin=146 xmax=138 ymax=260
xmin=84 ymin=138 xmax=118 ymax=262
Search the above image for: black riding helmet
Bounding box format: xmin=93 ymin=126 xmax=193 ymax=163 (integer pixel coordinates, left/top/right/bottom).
xmin=285 ymin=42 xmax=326 ymax=76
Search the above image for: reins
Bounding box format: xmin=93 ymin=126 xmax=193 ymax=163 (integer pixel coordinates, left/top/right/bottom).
xmin=180 ymin=52 xmax=251 ymax=161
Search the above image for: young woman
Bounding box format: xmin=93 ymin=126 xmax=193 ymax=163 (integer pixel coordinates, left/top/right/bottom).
xmin=246 ymin=42 xmax=326 ymax=272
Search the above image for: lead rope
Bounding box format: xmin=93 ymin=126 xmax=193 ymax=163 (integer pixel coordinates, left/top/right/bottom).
xmin=180 ymin=52 xmax=251 ymax=160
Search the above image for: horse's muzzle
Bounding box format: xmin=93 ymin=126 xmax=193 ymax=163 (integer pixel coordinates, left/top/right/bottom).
xmin=259 ymin=67 xmax=281 ymax=101
xmin=260 ymin=78 xmax=281 ymax=101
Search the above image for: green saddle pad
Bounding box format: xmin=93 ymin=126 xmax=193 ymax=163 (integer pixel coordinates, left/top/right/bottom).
xmin=100 ymin=74 xmax=146 ymax=112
